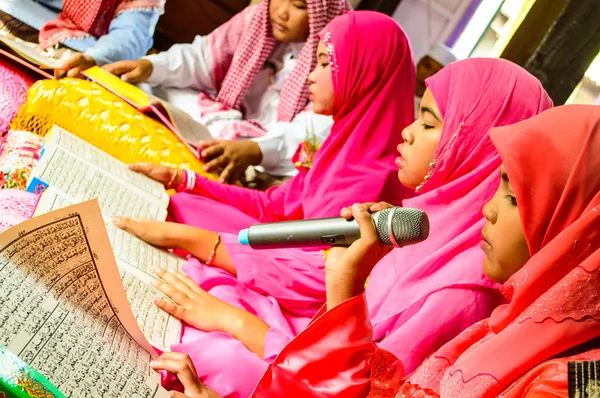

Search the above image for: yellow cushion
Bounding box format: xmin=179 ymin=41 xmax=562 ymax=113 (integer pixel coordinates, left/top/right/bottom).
xmin=11 ymin=78 xmax=216 ymax=179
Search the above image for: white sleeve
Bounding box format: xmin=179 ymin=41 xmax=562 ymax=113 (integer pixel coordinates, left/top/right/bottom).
xmin=143 ymin=35 xmax=214 ymax=91
xmin=255 ymin=111 xmax=333 ymax=177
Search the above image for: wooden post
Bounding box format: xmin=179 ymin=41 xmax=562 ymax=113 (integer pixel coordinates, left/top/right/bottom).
xmin=499 ymin=0 xmax=568 ymax=67
xmin=524 ymin=0 xmax=600 ymax=105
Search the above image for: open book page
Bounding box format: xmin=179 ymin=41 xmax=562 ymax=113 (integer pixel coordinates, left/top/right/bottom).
xmin=0 ymin=344 xmax=66 ymax=397
xmin=30 ymin=126 xmax=169 ymax=220
xmin=0 ymin=35 xmax=62 ymax=68
xmin=0 ymin=200 xmax=169 ymax=397
xmin=34 ymin=189 xmax=183 ymax=351
xmin=154 ymin=100 xmax=213 ymax=145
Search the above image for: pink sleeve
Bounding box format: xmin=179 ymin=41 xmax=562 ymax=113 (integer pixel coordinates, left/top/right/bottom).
xmin=252 ymin=293 xmax=381 ymax=398
xmin=263 ymin=304 xmax=330 ymax=362
xmin=221 ymin=233 xmax=326 ymax=316
xmin=377 ymin=287 xmax=501 ymax=374
xmin=184 ymin=172 xmax=304 ymax=223
xmin=263 ymin=327 xmax=295 ymax=363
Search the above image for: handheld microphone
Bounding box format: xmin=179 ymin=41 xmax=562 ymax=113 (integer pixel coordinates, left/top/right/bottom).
xmin=238 ymin=207 xmax=429 ymax=249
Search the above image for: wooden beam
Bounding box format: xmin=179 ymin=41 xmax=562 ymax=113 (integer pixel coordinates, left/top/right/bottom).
xmin=356 ymin=0 xmax=404 ymax=16
xmin=524 ymin=0 xmax=600 ymax=105
xmin=500 ymin=0 xmax=568 ymax=66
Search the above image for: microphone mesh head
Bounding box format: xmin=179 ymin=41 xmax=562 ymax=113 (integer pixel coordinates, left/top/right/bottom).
xmin=375 ymin=208 xmax=430 ymax=247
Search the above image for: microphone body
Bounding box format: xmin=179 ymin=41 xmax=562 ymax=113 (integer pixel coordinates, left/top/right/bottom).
xmin=238 ymin=207 xmax=429 ymax=249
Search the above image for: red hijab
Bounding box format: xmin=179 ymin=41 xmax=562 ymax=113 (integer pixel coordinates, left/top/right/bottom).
xmin=408 ymin=105 xmax=600 ymax=397
xmin=39 ymin=0 xmax=165 ymax=49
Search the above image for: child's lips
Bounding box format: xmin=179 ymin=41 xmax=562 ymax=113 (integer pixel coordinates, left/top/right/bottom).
xmin=272 ymin=21 xmax=287 ymax=32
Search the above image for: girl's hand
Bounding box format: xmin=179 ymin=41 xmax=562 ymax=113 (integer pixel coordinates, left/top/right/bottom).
xmin=151 ymin=268 xmax=242 ymax=335
xmin=111 ymin=217 xmax=194 ymax=249
xmin=339 ymin=201 xmax=394 ymax=220
xmin=199 ymin=140 xmax=263 ymax=184
xmin=61 ymin=53 xmax=97 ymax=78
xmin=103 ymin=59 xmax=154 ymax=83
xmin=128 ymin=163 xmax=183 ymax=189
xmin=150 ymin=352 xmax=222 ymax=397
xmin=325 ymin=202 xmax=394 ymax=309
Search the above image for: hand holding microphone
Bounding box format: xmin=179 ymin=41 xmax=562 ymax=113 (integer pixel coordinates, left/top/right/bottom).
xmin=328 ymin=202 xmax=414 ymax=308
xmin=237 ymin=202 xmax=430 ymax=309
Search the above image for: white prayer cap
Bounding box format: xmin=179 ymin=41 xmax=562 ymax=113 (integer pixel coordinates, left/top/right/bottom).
xmin=426 ymin=43 xmax=457 ymax=67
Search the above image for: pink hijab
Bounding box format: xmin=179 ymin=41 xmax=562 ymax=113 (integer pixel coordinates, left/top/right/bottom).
xmin=366 ymin=58 xmax=553 ymax=353
xmin=259 ymin=10 xmax=415 ymax=220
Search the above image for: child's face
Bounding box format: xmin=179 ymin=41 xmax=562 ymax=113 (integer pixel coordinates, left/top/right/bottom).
xmin=415 ymin=56 xmax=444 ymax=98
xmin=396 ymin=88 xmax=443 ymax=189
xmin=481 ymin=165 xmax=530 ymax=284
xmin=308 ymin=41 xmax=335 ymax=115
xmin=269 ymin=0 xmax=310 ymax=42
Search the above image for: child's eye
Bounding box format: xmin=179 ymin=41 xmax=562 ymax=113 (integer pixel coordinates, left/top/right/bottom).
xmin=321 ymin=62 xmax=330 ymax=68
xmin=421 ymin=123 xmax=434 ymax=130
xmin=504 ymin=194 xmax=517 ymax=206
xmin=293 ymin=2 xmax=307 ymax=9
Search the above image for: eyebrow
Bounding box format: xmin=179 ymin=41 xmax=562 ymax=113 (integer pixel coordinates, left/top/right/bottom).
xmin=318 ymin=52 xmax=328 ymax=58
xmin=501 ymin=172 xmax=509 ymax=182
xmin=421 ymin=106 xmax=442 ymax=123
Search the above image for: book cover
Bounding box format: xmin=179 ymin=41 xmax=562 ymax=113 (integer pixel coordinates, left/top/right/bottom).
xmin=0 ymin=34 xmax=63 ymax=80
xmin=83 ymin=66 xmax=213 ymax=150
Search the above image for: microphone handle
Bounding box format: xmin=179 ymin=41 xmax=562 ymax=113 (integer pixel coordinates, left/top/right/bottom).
xmin=246 ymin=217 xmax=363 ymax=249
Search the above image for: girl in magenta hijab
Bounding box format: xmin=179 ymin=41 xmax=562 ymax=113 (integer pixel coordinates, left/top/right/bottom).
xmin=113 ymin=11 xmax=416 ymax=398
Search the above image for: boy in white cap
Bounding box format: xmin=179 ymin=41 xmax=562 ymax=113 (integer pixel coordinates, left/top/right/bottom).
xmin=414 ymin=42 xmax=457 ymax=117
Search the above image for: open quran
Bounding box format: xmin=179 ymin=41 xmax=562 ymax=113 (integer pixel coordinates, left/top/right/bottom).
xmin=0 ymin=200 xmax=171 ymax=397
xmin=29 ymin=124 xmax=172 ymax=220
xmin=26 ymin=126 xmax=185 ymax=352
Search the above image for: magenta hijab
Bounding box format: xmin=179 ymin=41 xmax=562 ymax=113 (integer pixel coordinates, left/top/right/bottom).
xmin=366 ymin=58 xmax=554 ymax=347
xmin=263 ymin=10 xmax=415 ymax=220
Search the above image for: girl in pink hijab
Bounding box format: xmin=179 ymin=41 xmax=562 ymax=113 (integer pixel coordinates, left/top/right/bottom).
xmin=360 ymin=58 xmax=553 ymax=373
xmin=114 ymin=11 xmax=416 ymax=398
